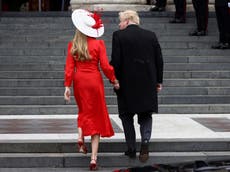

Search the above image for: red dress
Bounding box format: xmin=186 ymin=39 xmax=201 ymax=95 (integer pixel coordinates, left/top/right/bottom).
xmin=64 ymin=37 xmax=115 ymax=137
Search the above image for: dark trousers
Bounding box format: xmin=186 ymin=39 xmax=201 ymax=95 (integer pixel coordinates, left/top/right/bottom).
xmin=174 ymin=0 xmax=186 ymax=20
xmin=155 ymin=0 xmax=167 ymax=7
xmin=215 ymin=5 xmax=230 ymax=43
xmin=192 ymin=0 xmax=209 ymax=31
xmin=119 ymin=112 xmax=152 ymax=151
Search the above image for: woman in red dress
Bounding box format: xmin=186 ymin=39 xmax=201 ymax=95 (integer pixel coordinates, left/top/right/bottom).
xmin=64 ymin=9 xmax=119 ymax=171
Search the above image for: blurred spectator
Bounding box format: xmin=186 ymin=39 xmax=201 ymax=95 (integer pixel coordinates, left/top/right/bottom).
xmin=169 ymin=0 xmax=186 ymax=23
xmin=150 ymin=0 xmax=166 ymax=12
xmin=211 ymin=0 xmax=230 ymax=49
xmin=189 ymin=0 xmax=209 ymax=36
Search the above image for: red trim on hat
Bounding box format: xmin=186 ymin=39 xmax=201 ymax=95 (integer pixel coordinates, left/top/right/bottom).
xmin=89 ymin=12 xmax=103 ymax=36
xmin=90 ymin=12 xmax=103 ymax=29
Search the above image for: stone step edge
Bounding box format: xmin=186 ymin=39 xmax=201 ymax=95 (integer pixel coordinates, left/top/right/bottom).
xmin=1 ymin=94 xmax=230 ymax=96
xmin=71 ymin=4 xmax=215 ymax=12
xmin=0 ymin=103 xmax=229 ymax=106
xmin=0 ymin=152 xmax=229 ymax=168
xmin=0 ymin=140 xmax=230 ymax=154
xmin=1 ymin=104 xmax=230 ymax=107
xmin=0 ymin=138 xmax=230 ymax=143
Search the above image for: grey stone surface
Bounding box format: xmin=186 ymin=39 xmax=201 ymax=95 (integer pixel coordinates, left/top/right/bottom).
xmin=1 ymin=87 xmax=230 ymax=96
xmin=0 ymin=12 xmax=230 ymax=115
xmin=1 ymin=104 xmax=230 ymax=115
xmin=0 ymin=12 xmax=229 ymax=167
xmin=0 ymin=152 xmax=229 ymax=168
xmin=1 ymin=71 xmax=230 ymax=79
xmin=0 ymin=141 xmax=230 ymax=153
xmin=1 ymin=95 xmax=230 ymax=105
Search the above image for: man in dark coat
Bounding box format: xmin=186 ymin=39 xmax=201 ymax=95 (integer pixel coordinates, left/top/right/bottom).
xmin=110 ymin=10 xmax=164 ymax=163
xmin=211 ymin=0 xmax=230 ymax=49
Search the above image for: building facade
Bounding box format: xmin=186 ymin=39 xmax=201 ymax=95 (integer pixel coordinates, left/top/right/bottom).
xmin=0 ymin=0 xmax=214 ymax=12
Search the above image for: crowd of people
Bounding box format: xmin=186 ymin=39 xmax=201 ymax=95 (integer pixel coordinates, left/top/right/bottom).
xmin=148 ymin=0 xmax=230 ymax=49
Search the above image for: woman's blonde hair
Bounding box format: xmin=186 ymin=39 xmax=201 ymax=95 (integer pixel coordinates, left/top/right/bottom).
xmin=119 ymin=10 xmax=140 ymax=25
xmin=71 ymin=30 xmax=91 ymax=61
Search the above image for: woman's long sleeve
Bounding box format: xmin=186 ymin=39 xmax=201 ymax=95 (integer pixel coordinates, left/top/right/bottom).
xmin=99 ymin=40 xmax=116 ymax=83
xmin=64 ymin=42 xmax=75 ymax=87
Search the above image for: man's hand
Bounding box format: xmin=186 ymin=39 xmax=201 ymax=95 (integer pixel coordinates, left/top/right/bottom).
xmin=113 ymin=79 xmax=120 ymax=90
xmin=157 ymin=84 xmax=162 ymax=93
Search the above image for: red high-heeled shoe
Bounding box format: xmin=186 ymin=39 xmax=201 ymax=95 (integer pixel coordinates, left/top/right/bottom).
xmin=89 ymin=159 xmax=98 ymax=171
xmin=77 ymin=140 xmax=87 ymax=154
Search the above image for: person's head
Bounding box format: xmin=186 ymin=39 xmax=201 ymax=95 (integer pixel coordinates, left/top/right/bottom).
xmin=118 ymin=10 xmax=140 ymax=30
xmin=71 ymin=9 xmax=104 ymax=61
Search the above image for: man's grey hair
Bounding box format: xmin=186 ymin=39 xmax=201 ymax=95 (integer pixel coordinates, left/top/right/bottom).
xmin=119 ymin=10 xmax=140 ymax=25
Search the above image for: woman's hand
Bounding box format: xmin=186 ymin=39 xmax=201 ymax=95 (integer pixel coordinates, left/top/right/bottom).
xmin=64 ymin=87 xmax=71 ymax=103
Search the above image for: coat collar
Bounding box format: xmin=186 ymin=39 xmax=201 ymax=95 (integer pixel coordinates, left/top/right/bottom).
xmin=126 ymin=24 xmax=139 ymax=29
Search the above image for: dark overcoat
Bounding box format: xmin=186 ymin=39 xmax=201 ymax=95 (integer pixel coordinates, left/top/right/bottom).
xmin=215 ymin=0 xmax=230 ymax=6
xmin=110 ymin=25 xmax=163 ymax=114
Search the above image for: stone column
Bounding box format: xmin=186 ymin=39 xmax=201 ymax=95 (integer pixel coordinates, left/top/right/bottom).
xmin=70 ymin=0 xmax=150 ymax=11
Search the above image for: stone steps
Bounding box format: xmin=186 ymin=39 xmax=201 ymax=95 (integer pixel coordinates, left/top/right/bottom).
xmin=1 ymin=139 xmax=230 ymax=153
xmin=1 ymin=55 xmax=230 ymax=63
xmin=1 ymin=71 xmax=230 ymax=79
xmin=1 ymin=104 xmax=230 ymax=115
xmin=0 ymin=62 xmax=230 ymax=71
xmin=0 ymin=11 xmax=230 ymax=169
xmin=0 ymin=34 xmax=221 ymax=41
xmin=1 ymin=95 xmax=230 ymax=105
xmin=0 ymin=152 xmax=229 ymax=168
xmin=1 ymin=49 xmax=230 ymax=57
xmin=0 ymin=13 xmax=230 ymax=114
xmin=0 ymin=78 xmax=230 ymax=87
xmin=0 ymin=41 xmax=223 ymax=49
xmin=1 ymin=87 xmax=230 ymax=96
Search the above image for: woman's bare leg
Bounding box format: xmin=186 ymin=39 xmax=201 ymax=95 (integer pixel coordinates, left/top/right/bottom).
xmin=78 ymin=127 xmax=83 ymax=141
xmin=91 ymin=134 xmax=100 ymax=161
xmin=77 ymin=127 xmax=87 ymax=154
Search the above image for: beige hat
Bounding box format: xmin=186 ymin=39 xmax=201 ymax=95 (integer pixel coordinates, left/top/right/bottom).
xmin=71 ymin=9 xmax=104 ymax=38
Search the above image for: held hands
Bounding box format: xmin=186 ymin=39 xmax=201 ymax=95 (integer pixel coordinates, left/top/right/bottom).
xmin=64 ymin=87 xmax=71 ymax=103
xmin=157 ymin=84 xmax=162 ymax=93
xmin=113 ymin=79 xmax=120 ymax=90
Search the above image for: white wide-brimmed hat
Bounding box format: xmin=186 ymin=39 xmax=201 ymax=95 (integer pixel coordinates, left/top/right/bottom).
xmin=71 ymin=9 xmax=104 ymax=38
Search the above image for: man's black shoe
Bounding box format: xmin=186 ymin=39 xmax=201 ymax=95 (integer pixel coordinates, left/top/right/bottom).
xmin=211 ymin=42 xmax=230 ymax=49
xmin=124 ymin=149 xmax=136 ymax=159
xmin=139 ymin=142 xmax=149 ymax=163
xmin=150 ymin=6 xmax=159 ymax=11
xmin=189 ymin=30 xmax=206 ymax=36
xmin=169 ymin=18 xmax=185 ymax=23
xmin=150 ymin=6 xmax=165 ymax=12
